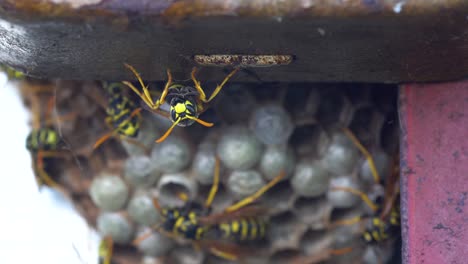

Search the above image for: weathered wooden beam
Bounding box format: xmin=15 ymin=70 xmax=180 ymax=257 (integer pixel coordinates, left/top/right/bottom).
xmin=0 ymin=1 xmax=467 ymax=82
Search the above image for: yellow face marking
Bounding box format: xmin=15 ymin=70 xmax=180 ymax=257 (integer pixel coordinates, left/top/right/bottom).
xmin=241 ymin=219 xmax=248 ymax=240
xmin=232 ymin=221 xmax=240 ymax=233
xmin=174 ymin=103 xmax=186 ymax=114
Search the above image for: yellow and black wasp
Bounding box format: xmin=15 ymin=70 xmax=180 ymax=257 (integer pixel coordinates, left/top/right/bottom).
xmin=330 ymin=127 xmax=401 ymax=245
xmin=361 ymin=155 xmax=400 ymax=244
xmin=90 ymin=82 xmax=147 ymax=151
xmin=122 ymin=64 xmax=239 ymax=143
xmin=98 ymin=236 xmax=114 ymax=264
xmin=134 ymin=157 xmax=284 ymax=261
xmin=297 ymin=128 xmax=401 ymax=264
xmin=23 ymin=82 xmax=76 ymax=189
xmin=0 ymin=64 xmax=25 ymax=80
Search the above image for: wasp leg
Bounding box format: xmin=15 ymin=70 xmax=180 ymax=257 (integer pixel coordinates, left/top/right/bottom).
xmin=123 ymin=63 xmax=159 ymax=109
xmin=191 ymin=67 xmax=239 ymax=103
xmin=204 ymin=156 xmax=220 ymax=208
xmin=35 ymin=165 xmax=59 ymax=189
xmin=329 ymin=215 xmax=365 ymax=228
xmin=207 ymin=246 xmax=239 ymax=261
xmin=36 ymin=150 xmax=67 ymax=172
xmin=224 ymin=170 xmax=285 ymax=213
xmin=94 ymin=108 xmax=145 ymax=151
xmin=35 ymin=150 xmax=67 ymax=188
xmin=158 ymin=68 xmax=173 ymax=105
xmin=99 ymin=236 xmax=113 ymax=264
xmin=206 ymin=68 xmax=239 ymax=103
xmin=330 ymin=186 xmax=379 ymax=212
xmin=190 ymin=67 xmax=207 ymax=101
xmin=342 ymin=127 xmax=380 ymax=184
xmin=155 ymin=117 xmax=182 ymax=143
xmin=93 ymin=132 xmax=114 ymax=150
xmin=120 ymin=136 xmax=150 ymax=155
xmin=132 ymin=222 xmax=170 ymax=246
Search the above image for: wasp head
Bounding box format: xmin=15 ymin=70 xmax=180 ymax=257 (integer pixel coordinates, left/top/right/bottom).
xmin=169 ymin=97 xmax=198 ymax=127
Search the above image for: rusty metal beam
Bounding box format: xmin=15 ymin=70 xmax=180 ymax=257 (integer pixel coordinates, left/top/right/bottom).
xmin=399 ymin=81 xmax=468 ymax=264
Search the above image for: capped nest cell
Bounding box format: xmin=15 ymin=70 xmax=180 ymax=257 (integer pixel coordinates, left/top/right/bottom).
xmin=16 ymin=76 xmax=400 ymax=264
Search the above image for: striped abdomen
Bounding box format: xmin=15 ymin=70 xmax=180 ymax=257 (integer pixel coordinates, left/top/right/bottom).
xmin=26 ymin=128 xmax=60 ymax=152
xmin=216 ymin=218 xmax=267 ymax=241
xmin=106 ymin=93 xmax=140 ymax=138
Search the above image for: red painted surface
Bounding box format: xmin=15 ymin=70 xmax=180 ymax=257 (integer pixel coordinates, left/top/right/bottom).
xmin=400 ymin=82 xmax=468 ymax=264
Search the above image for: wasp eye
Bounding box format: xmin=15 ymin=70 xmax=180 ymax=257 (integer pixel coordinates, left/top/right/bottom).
xmin=170 ymin=109 xmax=177 ymax=121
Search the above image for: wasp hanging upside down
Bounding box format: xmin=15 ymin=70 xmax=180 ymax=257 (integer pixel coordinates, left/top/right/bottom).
xmin=330 ymin=128 xmax=401 ymax=249
xmin=133 ymin=157 xmax=284 ymax=261
xmin=92 ymin=82 xmax=146 ymax=151
xmin=122 ymin=64 xmax=239 ymax=143
xmin=98 ymin=236 xmax=114 ymax=264
xmin=23 ymin=82 xmax=76 ymax=189
xmin=304 ymin=128 xmax=401 ymax=264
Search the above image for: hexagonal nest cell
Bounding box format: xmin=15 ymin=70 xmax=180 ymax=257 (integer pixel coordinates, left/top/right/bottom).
xmin=16 ymin=75 xmax=401 ymax=264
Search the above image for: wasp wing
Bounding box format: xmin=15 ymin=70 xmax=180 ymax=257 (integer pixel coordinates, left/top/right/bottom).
xmin=198 ymin=205 xmax=269 ymax=226
xmin=379 ymin=153 xmax=400 ymax=220
xmin=195 ymin=239 xmax=267 ymax=261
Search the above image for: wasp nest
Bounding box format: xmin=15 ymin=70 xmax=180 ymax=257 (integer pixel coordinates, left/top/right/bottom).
xmin=19 ymin=78 xmax=400 ymax=264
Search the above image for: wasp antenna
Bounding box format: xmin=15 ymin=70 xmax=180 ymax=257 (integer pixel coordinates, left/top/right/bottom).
xmin=155 ymin=118 xmax=181 ymax=143
xmin=93 ymin=132 xmax=113 ymax=150
xmin=189 ymin=116 xmax=214 ymax=127
xmin=342 ymin=127 xmax=381 ymax=183
xmin=152 ymin=197 xmax=162 ymax=212
xmin=331 ymin=186 xmax=379 ymax=212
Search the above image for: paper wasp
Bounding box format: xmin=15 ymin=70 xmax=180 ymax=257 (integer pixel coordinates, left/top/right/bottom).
xmin=133 ymin=157 xmax=284 ymax=261
xmin=292 ymin=128 xmax=401 ymax=264
xmin=98 ymin=236 xmax=114 ymax=264
xmin=89 ymin=82 xmax=148 ymax=152
xmin=0 ymin=64 xmax=25 ymax=80
xmin=329 ymin=128 xmax=400 ymax=249
xmin=23 ymin=82 xmax=76 ymax=189
xmin=122 ymin=64 xmax=239 ymax=143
